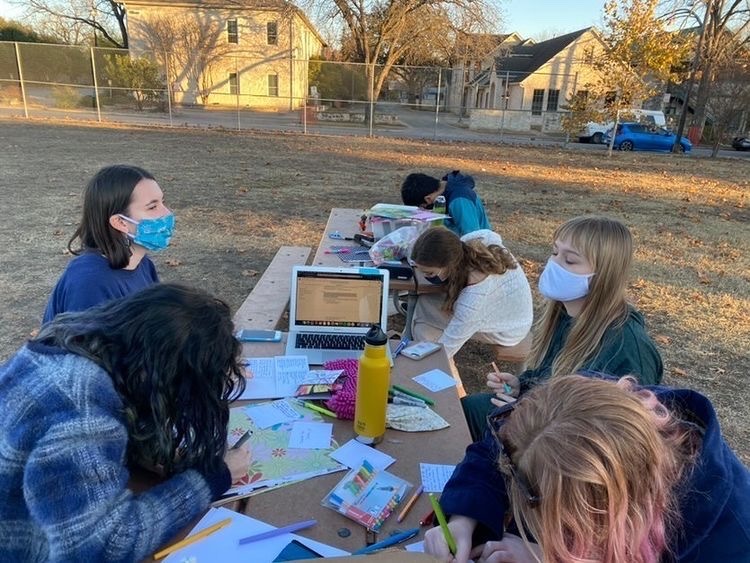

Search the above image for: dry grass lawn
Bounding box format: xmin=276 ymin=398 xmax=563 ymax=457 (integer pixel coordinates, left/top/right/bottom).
xmin=1 ymin=119 xmax=747 ymax=463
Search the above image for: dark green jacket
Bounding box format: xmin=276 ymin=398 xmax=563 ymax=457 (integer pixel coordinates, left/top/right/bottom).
xmin=519 ymin=306 xmax=663 ymax=392
xmin=461 ymin=306 xmax=664 ymax=440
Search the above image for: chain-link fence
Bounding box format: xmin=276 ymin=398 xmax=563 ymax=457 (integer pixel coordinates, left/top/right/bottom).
xmin=0 ymin=41 xmax=577 ymax=143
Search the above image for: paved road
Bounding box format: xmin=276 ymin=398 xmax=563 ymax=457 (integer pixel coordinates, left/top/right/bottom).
xmin=2 ymin=103 xmax=747 ymax=160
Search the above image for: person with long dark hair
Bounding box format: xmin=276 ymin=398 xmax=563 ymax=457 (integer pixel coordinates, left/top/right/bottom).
xmin=43 ymin=164 xmax=174 ymax=323
xmin=1 ymin=284 xmax=250 ymax=561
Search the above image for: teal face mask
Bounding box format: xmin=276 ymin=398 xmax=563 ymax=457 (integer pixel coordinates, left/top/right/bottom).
xmin=119 ymin=212 xmax=175 ymax=252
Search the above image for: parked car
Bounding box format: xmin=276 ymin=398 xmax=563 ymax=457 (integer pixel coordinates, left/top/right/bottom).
xmin=731 ymin=136 xmax=750 ymax=151
xmin=579 ymin=109 xmax=666 ymax=144
xmin=606 ymin=122 xmax=692 ymax=153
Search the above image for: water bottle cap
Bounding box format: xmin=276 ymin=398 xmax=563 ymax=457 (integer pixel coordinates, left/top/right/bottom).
xmin=364 ymin=324 xmax=388 ymax=346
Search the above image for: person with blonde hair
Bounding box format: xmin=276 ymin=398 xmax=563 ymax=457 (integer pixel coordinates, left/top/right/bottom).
xmin=425 ymin=375 xmax=750 ymax=563
xmin=462 ymin=215 xmax=663 ymax=438
xmin=409 ymin=227 xmax=533 ymax=394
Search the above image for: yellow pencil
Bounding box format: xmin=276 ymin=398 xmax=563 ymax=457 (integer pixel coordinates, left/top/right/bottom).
xmin=153 ymin=517 xmax=232 ymax=560
xmin=302 ymin=401 xmax=337 ymax=419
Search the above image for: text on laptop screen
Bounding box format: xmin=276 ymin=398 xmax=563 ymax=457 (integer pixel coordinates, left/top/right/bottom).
xmin=295 ymin=271 xmax=383 ymax=327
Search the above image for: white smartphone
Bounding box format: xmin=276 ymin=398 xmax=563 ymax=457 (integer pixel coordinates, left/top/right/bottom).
xmin=401 ymin=341 xmax=442 ymax=360
xmin=237 ymin=329 xmax=282 ymax=342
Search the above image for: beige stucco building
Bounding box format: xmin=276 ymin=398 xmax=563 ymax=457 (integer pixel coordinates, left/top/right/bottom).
xmin=121 ymin=0 xmax=325 ymax=109
xmin=465 ymin=28 xmax=608 ymax=132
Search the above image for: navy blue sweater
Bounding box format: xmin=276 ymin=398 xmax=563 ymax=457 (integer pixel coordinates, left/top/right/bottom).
xmin=441 ymin=387 xmax=750 ymax=562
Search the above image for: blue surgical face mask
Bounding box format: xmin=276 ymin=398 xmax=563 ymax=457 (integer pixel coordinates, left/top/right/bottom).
xmin=538 ymin=258 xmax=594 ymax=302
xmin=119 ymin=212 xmax=175 ymax=252
xmin=424 ymin=274 xmax=447 ymax=285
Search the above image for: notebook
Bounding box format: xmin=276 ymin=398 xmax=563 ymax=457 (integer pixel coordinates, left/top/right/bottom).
xmin=285 ymin=266 xmax=390 ymax=365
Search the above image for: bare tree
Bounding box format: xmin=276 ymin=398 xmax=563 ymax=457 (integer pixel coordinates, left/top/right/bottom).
xmin=304 ymin=0 xmax=501 ymax=110
xmin=668 ymin=0 xmax=750 ymax=137
xmin=15 ymin=0 xmax=127 ymax=47
xmin=134 ymin=14 xmax=230 ymax=105
xmin=704 ymin=51 xmax=750 ymax=155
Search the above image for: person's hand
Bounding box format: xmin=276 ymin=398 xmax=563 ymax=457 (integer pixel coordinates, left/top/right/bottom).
xmin=487 ymin=371 xmax=519 ymax=407
xmin=470 ymin=533 xmax=541 ymax=563
xmin=224 ymin=446 xmax=251 ymax=483
xmin=424 ymin=515 xmax=476 ymax=563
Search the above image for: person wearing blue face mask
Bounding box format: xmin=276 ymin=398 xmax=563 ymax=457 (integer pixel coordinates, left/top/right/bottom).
xmin=461 ymin=215 xmax=664 ymax=440
xmin=42 ymin=164 xmax=174 ymax=323
xmin=409 ymin=228 xmax=533 ymax=396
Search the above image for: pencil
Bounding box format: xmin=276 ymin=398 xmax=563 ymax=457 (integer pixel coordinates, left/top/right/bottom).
xmin=397 ymin=484 xmax=423 ymax=522
xmin=491 ymin=361 xmax=513 ymax=395
xmin=429 ymin=493 xmax=456 ymax=555
xmin=302 ymin=401 xmax=337 ymax=419
xmin=153 ymin=517 xmax=232 ymax=560
xmin=391 ymin=384 xmax=435 ymax=406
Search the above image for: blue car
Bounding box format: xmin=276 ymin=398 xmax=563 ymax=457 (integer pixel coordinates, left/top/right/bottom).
xmin=606 ymin=122 xmax=692 ymax=153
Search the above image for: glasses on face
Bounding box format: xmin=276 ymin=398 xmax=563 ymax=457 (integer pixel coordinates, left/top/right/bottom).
xmin=486 ymin=409 xmax=541 ymax=507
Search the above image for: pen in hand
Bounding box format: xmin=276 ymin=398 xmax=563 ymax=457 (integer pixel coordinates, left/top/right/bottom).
xmin=491 ymin=361 xmax=513 ymax=395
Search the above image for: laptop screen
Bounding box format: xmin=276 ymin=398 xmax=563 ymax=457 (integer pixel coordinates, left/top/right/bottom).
xmin=293 ymin=269 xmax=385 ymax=328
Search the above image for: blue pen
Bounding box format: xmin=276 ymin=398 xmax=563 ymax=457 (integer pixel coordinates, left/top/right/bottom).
xmin=352 ymin=527 xmax=420 ymax=555
xmin=393 ymin=338 xmax=411 ymax=357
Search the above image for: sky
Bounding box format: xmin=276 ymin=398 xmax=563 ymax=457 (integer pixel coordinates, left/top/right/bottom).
xmin=1 ymin=0 xmax=608 ymax=40
xmin=504 ymin=0 xmax=607 ymax=39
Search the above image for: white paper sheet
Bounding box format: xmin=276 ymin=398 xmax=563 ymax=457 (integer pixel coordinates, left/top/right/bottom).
xmin=245 ymin=400 xmax=303 ymax=429
xmin=412 ymin=369 xmax=457 ymax=393
xmin=288 ymin=421 xmax=333 ymax=449
xmin=240 ymin=356 xmax=309 ymax=399
xmin=163 ymin=507 xmax=349 ymax=562
xmin=420 ymin=463 xmax=456 ymax=492
xmin=329 ymin=438 xmax=396 ymax=470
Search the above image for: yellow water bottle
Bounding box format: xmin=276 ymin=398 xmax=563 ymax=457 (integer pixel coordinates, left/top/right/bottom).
xmin=354 ymin=325 xmax=390 ymax=444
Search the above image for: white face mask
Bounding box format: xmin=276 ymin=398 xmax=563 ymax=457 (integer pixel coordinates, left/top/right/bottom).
xmin=538 ymin=258 xmax=594 ymax=302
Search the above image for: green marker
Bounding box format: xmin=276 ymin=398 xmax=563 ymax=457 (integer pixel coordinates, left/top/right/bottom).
xmin=429 ymin=493 xmax=456 ymax=555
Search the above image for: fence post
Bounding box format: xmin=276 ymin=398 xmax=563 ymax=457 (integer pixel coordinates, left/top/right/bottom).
xmin=14 ymin=42 xmax=28 ymax=119
xmin=302 ymin=56 xmax=307 ymax=135
xmin=90 ymin=47 xmax=102 ymax=122
xmin=499 ymin=70 xmax=509 ymax=143
xmin=235 ymin=56 xmax=241 ymax=131
xmin=368 ymin=63 xmax=375 ymax=138
xmin=163 ymin=48 xmax=173 ymax=127
xmin=433 ymin=67 xmax=441 ymax=139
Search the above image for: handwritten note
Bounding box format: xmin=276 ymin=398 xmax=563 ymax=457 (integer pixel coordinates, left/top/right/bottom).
xmin=288 ymin=421 xmax=333 ymax=449
xmin=420 ymin=463 xmax=456 ymax=492
xmin=413 ymin=369 xmax=457 ymax=393
xmin=330 ymin=439 xmax=396 ymax=470
xmin=245 ymin=400 xmax=302 ymax=429
xmin=240 ymin=356 xmax=310 ymax=399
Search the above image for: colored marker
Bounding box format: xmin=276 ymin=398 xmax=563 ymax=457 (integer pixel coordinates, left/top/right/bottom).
xmin=238 ymin=519 xmax=317 ymax=545
xmin=351 ymin=528 xmax=420 ymax=555
xmin=491 ymin=361 xmax=513 ymax=395
xmin=391 ymin=384 xmax=434 ymax=406
xmin=393 ymin=337 xmax=411 ymax=357
xmin=231 ymin=430 xmax=252 ymax=450
xmin=302 ymin=401 xmax=337 ymax=419
xmin=419 ymin=509 xmax=435 ymax=526
xmin=429 ymin=494 xmax=456 ymax=555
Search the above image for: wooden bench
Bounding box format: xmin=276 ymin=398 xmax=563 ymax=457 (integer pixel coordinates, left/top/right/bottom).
xmin=233 ymin=246 xmax=312 ymax=331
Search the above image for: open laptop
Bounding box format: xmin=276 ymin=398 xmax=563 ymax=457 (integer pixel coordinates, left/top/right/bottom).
xmin=286 ymin=265 xmax=391 ymax=365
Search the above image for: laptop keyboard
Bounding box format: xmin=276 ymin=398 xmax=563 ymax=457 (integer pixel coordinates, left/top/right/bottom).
xmin=295 ymin=333 xmax=366 ymax=350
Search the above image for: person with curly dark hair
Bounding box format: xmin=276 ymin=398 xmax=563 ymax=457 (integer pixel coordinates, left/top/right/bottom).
xmin=1 ymin=284 xmax=250 ymax=562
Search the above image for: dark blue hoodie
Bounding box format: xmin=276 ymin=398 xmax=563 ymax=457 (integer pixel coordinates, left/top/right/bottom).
xmin=441 ymin=386 xmax=750 ymax=562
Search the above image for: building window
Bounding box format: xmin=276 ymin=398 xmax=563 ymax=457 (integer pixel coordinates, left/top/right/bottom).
xmin=227 ymin=19 xmax=238 ymax=44
xmin=546 ymin=89 xmax=560 ymax=111
xmin=267 ymin=21 xmax=278 ymax=45
xmin=268 ymin=73 xmax=279 ymax=97
xmin=229 ymin=73 xmax=239 ymax=95
xmin=531 ymin=89 xmax=544 ymax=115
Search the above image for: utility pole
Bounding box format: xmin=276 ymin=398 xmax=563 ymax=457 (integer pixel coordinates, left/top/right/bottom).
xmin=672 ymin=0 xmax=711 ymax=153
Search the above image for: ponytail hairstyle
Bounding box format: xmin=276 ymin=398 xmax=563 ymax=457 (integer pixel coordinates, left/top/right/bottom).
xmin=34 ymin=283 xmax=245 ymax=475
xmin=410 ymin=227 xmax=518 ymax=313
xmin=527 ymin=216 xmax=633 ymax=377
xmin=499 ymin=375 xmax=697 ymax=563
xmin=68 ymin=164 xmax=156 ymax=269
